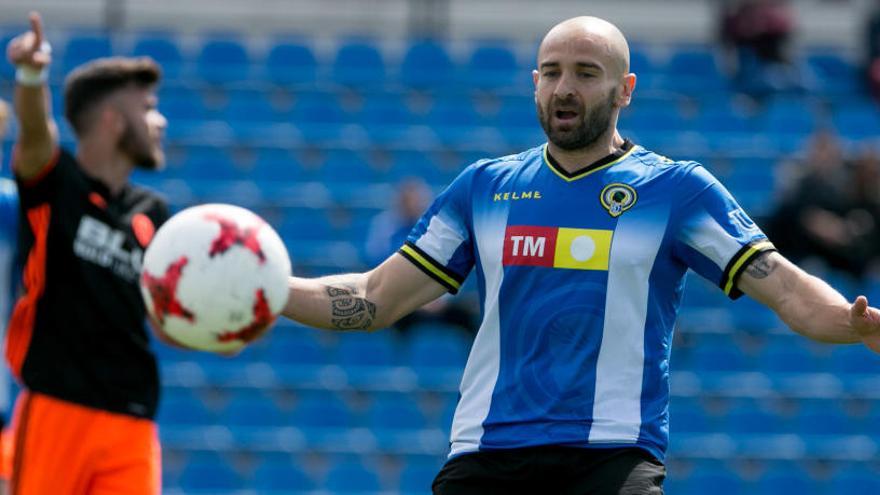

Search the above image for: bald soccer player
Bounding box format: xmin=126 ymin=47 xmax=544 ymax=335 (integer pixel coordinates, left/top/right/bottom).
xmin=279 ymin=17 xmax=880 ymax=494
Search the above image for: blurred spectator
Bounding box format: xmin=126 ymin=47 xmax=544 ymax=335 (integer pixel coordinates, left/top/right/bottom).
xmin=865 ymin=0 xmax=880 ymax=100
xmin=720 ymin=0 xmax=809 ymax=98
xmin=767 ymin=131 xmax=880 ymax=280
xmin=365 ymin=178 xmax=477 ymax=335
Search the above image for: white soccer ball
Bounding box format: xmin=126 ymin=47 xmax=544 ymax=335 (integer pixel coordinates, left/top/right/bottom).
xmin=139 ymin=203 xmax=291 ymax=353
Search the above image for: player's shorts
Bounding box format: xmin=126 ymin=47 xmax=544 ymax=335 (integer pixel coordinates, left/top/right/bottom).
xmin=432 ymin=446 xmax=665 ymax=495
xmin=3 ymin=390 xmax=160 ymax=495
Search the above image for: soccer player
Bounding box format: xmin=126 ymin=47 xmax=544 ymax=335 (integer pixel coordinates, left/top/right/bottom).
xmin=4 ymin=12 xmax=169 ymax=494
xmin=281 ymin=16 xmax=880 ymax=495
xmin=0 ymin=98 xmax=17 ymax=495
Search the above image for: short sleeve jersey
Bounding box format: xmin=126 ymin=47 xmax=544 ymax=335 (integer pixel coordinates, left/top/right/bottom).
xmin=401 ymin=141 xmax=774 ymax=461
xmin=7 ymin=149 xmax=169 ymax=418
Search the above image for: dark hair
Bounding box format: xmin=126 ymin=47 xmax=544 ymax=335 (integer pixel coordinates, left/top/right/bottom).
xmin=63 ymin=57 xmax=161 ymax=136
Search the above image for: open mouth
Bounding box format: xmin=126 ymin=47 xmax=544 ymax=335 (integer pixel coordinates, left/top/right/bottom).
xmin=554 ymin=110 xmax=579 ymax=122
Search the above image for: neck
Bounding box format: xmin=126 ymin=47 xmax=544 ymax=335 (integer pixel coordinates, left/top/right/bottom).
xmin=76 ymin=138 xmax=133 ymax=195
xmin=547 ymin=129 xmax=625 ymax=174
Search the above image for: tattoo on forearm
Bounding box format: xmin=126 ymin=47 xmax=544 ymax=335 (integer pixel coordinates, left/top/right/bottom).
xmin=326 ymin=285 xmax=377 ymax=330
xmin=745 ymin=252 xmax=777 ymax=279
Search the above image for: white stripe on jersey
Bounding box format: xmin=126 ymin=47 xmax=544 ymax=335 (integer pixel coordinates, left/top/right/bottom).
xmin=415 ymin=213 xmax=467 ymax=265
xmin=679 ymin=212 xmax=744 ymax=270
xmin=449 ymin=206 xmax=509 ymax=456
xmin=589 ymin=206 xmax=669 ymax=443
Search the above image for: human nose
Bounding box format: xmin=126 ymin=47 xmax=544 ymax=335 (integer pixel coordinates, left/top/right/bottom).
xmin=552 ymin=72 xmax=576 ymax=98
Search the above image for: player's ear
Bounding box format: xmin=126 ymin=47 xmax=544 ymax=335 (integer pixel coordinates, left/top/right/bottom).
xmin=532 ymin=69 xmax=540 ymax=87
xmin=617 ymin=73 xmax=636 ymax=108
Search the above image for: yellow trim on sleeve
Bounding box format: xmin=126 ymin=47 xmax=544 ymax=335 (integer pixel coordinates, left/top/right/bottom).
xmin=400 ymin=244 xmax=462 ymax=291
xmin=723 ymin=241 xmax=775 ymax=295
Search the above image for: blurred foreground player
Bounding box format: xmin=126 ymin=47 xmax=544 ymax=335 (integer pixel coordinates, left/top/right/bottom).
xmin=280 ymin=16 xmax=880 ymax=495
xmin=0 ymin=99 xmax=18 ymax=495
xmin=4 ymin=13 xmax=169 ymax=494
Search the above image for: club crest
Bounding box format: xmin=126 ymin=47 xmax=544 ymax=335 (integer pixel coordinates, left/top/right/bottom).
xmin=600 ymin=183 xmax=637 ymax=218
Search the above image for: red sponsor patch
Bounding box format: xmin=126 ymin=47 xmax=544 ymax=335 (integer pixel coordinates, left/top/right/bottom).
xmin=131 ymin=213 xmax=156 ymax=247
xmin=217 ymin=289 xmax=275 ymax=343
xmin=140 ymin=256 xmax=195 ymax=325
xmin=502 ymin=225 xmax=558 ymax=267
xmin=204 ymin=214 xmax=266 ymax=263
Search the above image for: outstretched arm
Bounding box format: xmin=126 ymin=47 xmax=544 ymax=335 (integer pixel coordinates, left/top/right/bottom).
xmin=737 ymin=251 xmax=880 ymax=352
xmin=283 ymin=253 xmax=449 ymax=331
xmin=7 ymin=12 xmax=58 ymax=180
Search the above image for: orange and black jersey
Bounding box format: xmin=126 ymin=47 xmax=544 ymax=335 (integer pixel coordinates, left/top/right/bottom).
xmin=7 ymin=148 xmax=169 ymax=419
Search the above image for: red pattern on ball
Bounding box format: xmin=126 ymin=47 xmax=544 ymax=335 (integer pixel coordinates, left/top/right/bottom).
xmin=205 ymin=214 xmax=266 ymax=263
xmin=217 ymin=289 xmax=275 ymax=343
xmin=141 ymin=256 xmax=195 ymax=324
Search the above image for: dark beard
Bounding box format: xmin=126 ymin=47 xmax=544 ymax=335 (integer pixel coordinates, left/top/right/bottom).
xmin=119 ymin=122 xmax=160 ymax=170
xmin=538 ymin=90 xmax=616 ymax=151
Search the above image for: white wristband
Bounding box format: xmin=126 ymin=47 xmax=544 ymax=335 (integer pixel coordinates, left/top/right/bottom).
xmin=15 ymin=40 xmax=52 ymax=87
xmin=15 ymin=65 xmax=48 ymax=87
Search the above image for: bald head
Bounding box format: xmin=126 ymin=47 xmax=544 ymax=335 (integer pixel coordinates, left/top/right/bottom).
xmin=538 ymin=16 xmax=631 ymax=77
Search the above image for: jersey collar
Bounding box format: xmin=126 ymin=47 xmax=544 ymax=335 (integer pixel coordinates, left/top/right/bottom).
xmin=543 ymin=140 xmax=635 ymax=182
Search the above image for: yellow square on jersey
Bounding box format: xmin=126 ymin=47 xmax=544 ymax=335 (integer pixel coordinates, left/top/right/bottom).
xmin=553 ymin=228 xmax=613 ymax=271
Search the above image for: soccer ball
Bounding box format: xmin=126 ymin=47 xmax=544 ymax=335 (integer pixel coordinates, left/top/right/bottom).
xmin=139 ymin=203 xmax=291 ymax=353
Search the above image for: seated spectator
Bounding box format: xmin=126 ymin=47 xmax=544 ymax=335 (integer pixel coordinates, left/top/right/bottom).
xmin=720 ymin=0 xmax=810 ymax=98
xmin=865 ymin=0 xmax=880 ymax=100
xmin=768 ymin=131 xmax=880 ymax=280
xmin=365 ymin=178 xmax=477 ymax=335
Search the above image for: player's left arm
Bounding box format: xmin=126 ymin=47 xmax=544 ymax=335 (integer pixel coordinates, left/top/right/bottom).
xmin=737 ymin=251 xmax=880 ymax=352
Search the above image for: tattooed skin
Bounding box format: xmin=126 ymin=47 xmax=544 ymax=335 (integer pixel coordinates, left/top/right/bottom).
xmin=745 ymin=251 xmax=777 ymax=279
xmin=326 ymin=285 xmax=377 ymax=330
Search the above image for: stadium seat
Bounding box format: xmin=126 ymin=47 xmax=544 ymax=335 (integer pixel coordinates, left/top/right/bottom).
xmin=794 ymin=401 xmax=855 ymax=435
xmin=757 ymin=338 xmax=821 ymax=373
xmin=251 ymin=458 xmax=316 ymax=491
xmin=722 ymin=402 xmax=782 ymax=434
xmin=251 ymin=146 xmax=304 ymax=182
xmin=806 ymin=51 xmax=859 ymax=95
xmin=291 ymin=392 xmax=355 ymax=429
xmin=828 ymin=344 xmax=880 ymax=374
xmin=220 ymin=390 xmax=286 ymax=426
xmin=178 ymin=453 xmax=244 ymax=491
xmin=831 ymin=103 xmax=880 ymax=140
xmin=336 ymin=331 xmax=397 ymax=367
xmin=265 ymin=40 xmax=319 ymax=86
xmin=317 ymin=148 xmax=376 ymax=182
xmin=689 ymin=338 xmax=751 ymax=372
xmin=266 ymin=331 xmax=329 ymax=365
xmin=405 ymin=325 xmax=471 ymax=370
xmin=399 ymin=457 xmax=445 ymax=493
xmin=221 ymin=89 xmax=283 ymax=122
xmin=157 ymin=389 xmax=216 ymax=425
xmin=464 ymin=43 xmax=521 ymax=89
xmin=367 ymin=394 xmax=427 ymax=430
xmin=159 ymin=86 xmax=209 ymax=121
xmin=753 ymin=462 xmax=818 ymax=495
xmin=668 ymin=398 xmax=713 ymax=434
xmin=132 ymin=34 xmax=184 ymax=80
xmin=196 ymin=36 xmax=251 ymax=84
xmin=332 ymin=39 xmax=386 ymax=88
xmin=62 ymin=34 xmax=114 ymax=74
xmin=178 ymin=146 xmax=243 ymax=180
xmin=666 ymin=46 xmax=728 ymax=92
xmin=825 ymin=465 xmax=880 ymax=493
xmin=400 ymin=39 xmax=455 ymax=89
xmin=681 ymin=464 xmax=743 ymax=495
xmin=323 ymin=459 xmax=383 ymax=492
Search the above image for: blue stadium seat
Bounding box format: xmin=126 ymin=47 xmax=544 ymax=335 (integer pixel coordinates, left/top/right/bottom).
xmin=251 ymin=458 xmax=316 ymax=491
xmin=62 ymin=34 xmax=113 ymax=74
xmin=464 ymin=43 xmax=521 ymax=89
xmin=221 ymin=89 xmax=283 ymax=123
xmin=132 ymin=34 xmax=184 ymax=80
xmin=367 ymin=395 xmax=427 ymax=430
xmin=668 ymin=398 xmax=713 ymax=433
xmin=666 ymin=46 xmax=728 ymax=92
xmin=723 ymin=402 xmax=782 ymax=434
xmin=291 ymin=393 xmax=355 ymax=429
xmin=828 ymin=344 xmax=880 ymax=374
xmin=265 ymin=41 xmax=318 ymax=86
xmin=399 ymin=457 xmax=444 ymax=493
xmin=332 ymin=39 xmax=386 ymax=88
xmin=794 ymin=401 xmax=856 ymax=435
xmin=324 ymin=459 xmax=383 ymax=492
xmin=196 ymin=37 xmax=250 ymax=84
xmin=336 ymin=331 xmax=397 ymax=367
xmin=806 ymin=51 xmax=859 ymax=95
xmin=400 ymin=39 xmax=455 ymax=89
xmin=825 ymin=466 xmax=880 ymax=493
xmin=220 ymin=390 xmax=285 ymax=426
xmin=757 ymin=338 xmax=821 ymax=373
xmin=832 ymin=104 xmax=880 ymax=140
xmin=757 ymin=97 xmax=817 ymax=137
xmin=318 ymin=148 xmax=376 ymax=182
xmin=681 ymin=464 xmax=743 ymax=495
xmin=689 ymin=338 xmax=750 ymax=372
xmin=251 ymin=146 xmax=303 ymax=182
xmin=159 ymin=87 xmax=208 ymax=121
xmin=753 ymin=462 xmax=818 ymax=495
xmin=405 ymin=325 xmax=471 ymax=370
xmin=358 ymin=92 xmax=413 ymax=126
xmin=266 ymin=331 xmax=329 ymax=365
xmin=178 ymin=453 xmax=244 ymax=491
xmin=278 ymin=209 xmax=337 ymax=241
xmin=157 ymin=390 xmax=215 ymax=425
xmin=178 ymin=146 xmax=243 ymax=180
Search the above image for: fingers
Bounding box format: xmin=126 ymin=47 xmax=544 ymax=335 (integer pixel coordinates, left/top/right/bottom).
xmin=853 ymin=296 xmax=869 ymax=318
xmin=29 ymin=12 xmax=43 ymax=49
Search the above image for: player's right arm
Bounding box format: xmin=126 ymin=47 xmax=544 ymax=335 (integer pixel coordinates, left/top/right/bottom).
xmin=7 ymin=12 xmax=58 ymax=181
xmin=282 ymin=253 xmax=448 ymax=331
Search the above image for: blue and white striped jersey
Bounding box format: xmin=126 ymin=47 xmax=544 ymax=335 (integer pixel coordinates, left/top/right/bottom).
xmin=400 ymin=141 xmax=774 ymax=461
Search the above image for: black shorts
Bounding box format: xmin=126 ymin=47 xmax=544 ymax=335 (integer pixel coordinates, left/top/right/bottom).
xmin=432 ymin=446 xmax=665 ymax=495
